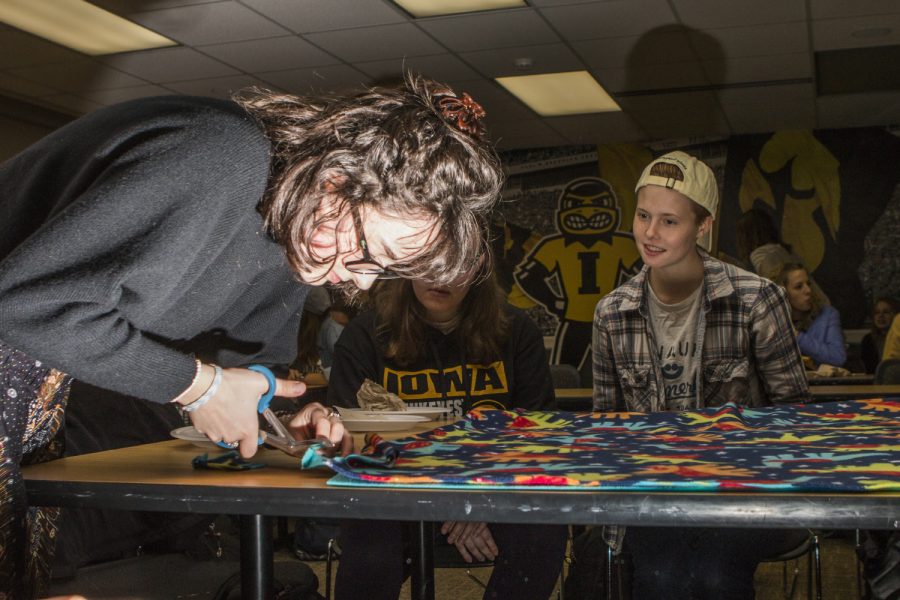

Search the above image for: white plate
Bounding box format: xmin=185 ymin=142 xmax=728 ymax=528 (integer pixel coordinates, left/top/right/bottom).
xmin=170 ymin=426 xmax=222 ymax=450
xmin=337 ymin=407 xmax=450 ymax=420
xmin=339 ymin=414 xmax=428 ymax=432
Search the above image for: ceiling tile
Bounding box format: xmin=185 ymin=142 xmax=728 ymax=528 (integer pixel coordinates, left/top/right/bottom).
xmin=810 ymin=0 xmax=900 ymax=20
xmin=490 ymin=118 xmax=568 ymax=149
xmin=257 ymin=64 xmax=369 ymax=94
xmin=722 ymin=101 xmax=816 ymax=134
xmin=304 ymin=23 xmax=445 ymax=62
xmin=76 ymin=84 xmax=174 ymax=106
xmin=164 ymin=74 xmax=275 ymax=98
xmin=36 ymin=93 xmax=105 ymax=116
xmin=240 ymin=0 xmax=407 ymax=33
xmin=812 ymin=13 xmax=900 ymax=51
xmin=717 ymin=82 xmax=815 ymax=105
xmin=528 ymin=0 xmax=606 ymax=4
xmin=198 ymin=36 xmax=340 ymax=72
xmin=0 ymin=72 xmax=61 ymax=98
xmin=539 ymin=0 xmax=677 ymax=41
xmin=90 ymin=0 xmax=214 ymax=13
xmin=574 ymin=28 xmax=696 ymax=70
xmin=127 ymin=1 xmax=290 ymax=45
xmin=596 ymin=61 xmax=709 ymax=93
xmin=356 ymin=54 xmax=481 ymax=83
xmin=417 ymin=9 xmax=558 ymax=52
xmin=631 ymin=105 xmax=731 ymax=140
xmin=672 ymin=0 xmax=807 ymax=29
xmin=816 ymin=91 xmax=900 ymax=129
xmin=459 ymin=43 xmax=583 ymax=78
xmin=690 ymin=22 xmax=809 ymax=60
xmin=548 ymin=112 xmax=647 ymax=144
xmin=702 ymin=53 xmax=811 ymax=85
xmin=10 ymin=61 xmax=148 ymax=93
xmin=99 ymin=47 xmax=239 ymax=83
xmin=0 ymin=28 xmax=84 ymax=70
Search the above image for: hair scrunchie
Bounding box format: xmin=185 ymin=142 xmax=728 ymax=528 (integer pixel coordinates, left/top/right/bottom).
xmin=435 ymin=92 xmax=487 ymax=138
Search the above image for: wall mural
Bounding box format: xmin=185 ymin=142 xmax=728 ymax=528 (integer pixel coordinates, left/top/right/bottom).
xmin=496 ymin=128 xmax=900 ymax=369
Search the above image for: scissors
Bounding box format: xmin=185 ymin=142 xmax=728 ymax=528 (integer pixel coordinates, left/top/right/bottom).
xmin=215 ymin=364 xmax=335 ymax=456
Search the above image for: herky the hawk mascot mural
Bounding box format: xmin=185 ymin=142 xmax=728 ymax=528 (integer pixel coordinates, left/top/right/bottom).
xmin=514 ymin=177 xmax=640 ymax=370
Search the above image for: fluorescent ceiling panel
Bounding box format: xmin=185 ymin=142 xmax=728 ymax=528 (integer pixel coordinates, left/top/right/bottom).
xmin=496 ymin=71 xmax=621 ymax=116
xmin=393 ymin=0 xmax=526 ymax=18
xmin=0 ymin=0 xmax=176 ymax=56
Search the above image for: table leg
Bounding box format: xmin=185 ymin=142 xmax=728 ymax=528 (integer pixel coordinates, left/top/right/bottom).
xmin=240 ymin=514 xmax=274 ymax=600
xmin=410 ymin=521 xmax=435 ymax=600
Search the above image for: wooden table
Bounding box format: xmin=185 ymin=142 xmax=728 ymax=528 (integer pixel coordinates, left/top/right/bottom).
xmin=24 ymin=424 xmax=900 ymax=599
xmin=806 ymin=373 xmax=874 ymax=386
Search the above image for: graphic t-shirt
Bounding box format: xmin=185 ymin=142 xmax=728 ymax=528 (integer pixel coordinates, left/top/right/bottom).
xmin=647 ymin=283 xmax=703 ymax=411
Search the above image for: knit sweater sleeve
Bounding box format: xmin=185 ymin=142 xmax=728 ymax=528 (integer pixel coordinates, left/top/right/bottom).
xmin=0 ymin=97 xmax=275 ymax=402
xmin=326 ymin=312 xmax=380 ymax=408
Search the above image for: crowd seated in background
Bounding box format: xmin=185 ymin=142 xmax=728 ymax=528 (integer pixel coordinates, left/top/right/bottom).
xmin=734 ymin=207 xmax=830 ymax=306
xmin=775 ymin=262 xmax=847 ymax=368
xmin=861 ymin=297 xmax=900 ymax=373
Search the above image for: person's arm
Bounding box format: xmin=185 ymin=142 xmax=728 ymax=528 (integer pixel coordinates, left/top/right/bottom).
xmin=592 ymin=304 xmax=624 ymax=411
xmin=507 ymin=309 xmax=556 ymax=410
xmin=325 ymin=314 xmax=380 ymax=408
xmin=797 ymin=306 xmax=847 ymax=367
xmin=751 ymin=283 xmax=809 ymax=403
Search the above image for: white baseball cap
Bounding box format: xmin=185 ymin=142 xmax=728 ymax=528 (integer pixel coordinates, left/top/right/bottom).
xmin=634 ymin=150 xmax=718 ymax=218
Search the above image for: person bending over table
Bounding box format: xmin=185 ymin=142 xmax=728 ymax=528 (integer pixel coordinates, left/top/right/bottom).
xmin=591 ymin=151 xmax=810 ymax=600
xmin=325 ymin=270 xmax=568 ymax=600
xmin=0 ymin=74 xmax=503 ymax=599
xmin=775 ymin=262 xmax=847 ymax=368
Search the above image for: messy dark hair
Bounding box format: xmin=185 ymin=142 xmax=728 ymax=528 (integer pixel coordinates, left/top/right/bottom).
xmin=371 ymin=268 xmax=509 ymax=367
xmin=234 ymin=73 xmax=504 ymax=296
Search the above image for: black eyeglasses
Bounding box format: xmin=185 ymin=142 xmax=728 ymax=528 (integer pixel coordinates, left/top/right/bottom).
xmin=343 ymin=204 xmax=401 ymax=279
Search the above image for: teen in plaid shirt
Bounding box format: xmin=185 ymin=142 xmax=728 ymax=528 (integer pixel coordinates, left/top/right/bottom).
xmin=590 ymin=151 xmax=809 ymax=600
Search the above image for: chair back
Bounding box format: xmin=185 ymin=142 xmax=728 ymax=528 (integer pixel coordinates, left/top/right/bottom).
xmin=550 ymin=364 xmax=581 ymax=388
xmin=874 ymin=358 xmax=900 ymax=384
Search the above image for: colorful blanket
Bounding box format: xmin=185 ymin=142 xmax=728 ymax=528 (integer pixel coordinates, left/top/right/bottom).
xmin=303 ymin=399 xmax=900 ymax=492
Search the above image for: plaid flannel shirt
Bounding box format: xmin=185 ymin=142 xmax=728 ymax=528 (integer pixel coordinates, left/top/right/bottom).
xmin=591 ymin=250 xmax=809 ymax=551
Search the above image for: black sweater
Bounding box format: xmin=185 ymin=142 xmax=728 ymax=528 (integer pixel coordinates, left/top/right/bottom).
xmin=327 ymin=305 xmax=555 ymax=417
xmin=0 ymin=95 xmax=309 ymax=402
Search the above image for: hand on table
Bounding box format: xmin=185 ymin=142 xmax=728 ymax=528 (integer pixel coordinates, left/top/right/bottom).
xmin=441 ymin=521 xmax=498 ymax=563
xmin=186 ymin=365 xmax=307 ymax=458
xmin=288 ymin=402 xmax=354 ymax=456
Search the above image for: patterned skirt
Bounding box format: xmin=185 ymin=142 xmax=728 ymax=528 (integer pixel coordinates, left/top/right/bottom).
xmin=0 ymin=340 xmax=71 ymax=599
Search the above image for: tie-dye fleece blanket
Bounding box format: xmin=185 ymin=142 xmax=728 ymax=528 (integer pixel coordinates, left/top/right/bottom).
xmin=302 ymin=399 xmax=900 ymax=492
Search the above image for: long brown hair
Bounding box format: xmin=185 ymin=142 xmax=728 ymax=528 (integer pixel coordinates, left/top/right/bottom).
xmin=371 ymin=270 xmax=509 ymax=366
xmin=775 ymin=262 xmax=821 ymax=332
xmin=233 ymin=73 xmax=503 ymax=295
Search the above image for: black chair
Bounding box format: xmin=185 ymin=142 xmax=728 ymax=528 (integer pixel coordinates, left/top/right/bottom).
xmin=759 ymin=531 xmax=822 ymax=600
xmin=601 ymin=531 xmax=822 ymax=600
xmin=874 ymin=358 xmax=900 ymax=384
xmin=550 ymin=363 xmax=581 ymax=388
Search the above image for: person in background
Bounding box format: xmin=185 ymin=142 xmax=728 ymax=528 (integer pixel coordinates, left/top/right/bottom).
xmin=883 ymin=313 xmax=900 ymax=362
xmin=325 ymin=269 xmax=567 ymax=600
xmin=775 ymin=262 xmax=847 ymax=368
xmin=290 ymin=286 xmax=332 ymax=379
xmin=592 ymin=151 xmax=808 ymax=600
xmin=861 ymin=297 xmax=900 ymax=373
xmin=0 ymin=73 xmax=502 ymax=599
xmin=734 ymin=207 xmax=830 ymax=306
xmin=317 ymin=298 xmax=356 ymax=381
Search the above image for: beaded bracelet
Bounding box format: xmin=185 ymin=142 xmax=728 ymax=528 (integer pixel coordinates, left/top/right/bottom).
xmin=182 ymin=364 xmax=223 ymax=413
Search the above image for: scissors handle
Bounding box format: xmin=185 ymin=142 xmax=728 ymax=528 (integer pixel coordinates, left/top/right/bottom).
xmin=248 ymin=364 xmax=276 ymax=413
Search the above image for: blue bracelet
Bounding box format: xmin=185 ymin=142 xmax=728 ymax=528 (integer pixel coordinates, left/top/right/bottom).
xmin=182 ymin=364 xmax=223 ymax=413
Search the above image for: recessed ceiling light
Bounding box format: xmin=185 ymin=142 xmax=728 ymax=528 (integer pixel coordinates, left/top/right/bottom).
xmin=0 ymin=0 xmax=176 ymax=55
xmin=496 ymin=71 xmax=621 ymax=117
xmin=850 ymin=27 xmax=892 ymax=39
xmin=392 ymin=0 xmax=526 ymax=18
